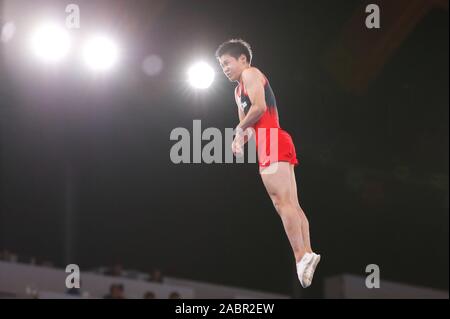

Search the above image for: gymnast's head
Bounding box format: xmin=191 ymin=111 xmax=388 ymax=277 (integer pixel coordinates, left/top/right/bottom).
xmin=216 ymin=39 xmax=252 ymax=82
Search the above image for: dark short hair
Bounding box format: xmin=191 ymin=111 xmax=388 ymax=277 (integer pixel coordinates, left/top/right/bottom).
xmin=215 ymin=39 xmax=252 ymax=64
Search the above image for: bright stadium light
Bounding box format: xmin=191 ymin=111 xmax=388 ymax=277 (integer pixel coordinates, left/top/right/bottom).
xmin=30 ymin=23 xmax=71 ymax=64
xmin=188 ymin=61 xmax=215 ymax=89
xmin=82 ymin=35 xmax=119 ymax=72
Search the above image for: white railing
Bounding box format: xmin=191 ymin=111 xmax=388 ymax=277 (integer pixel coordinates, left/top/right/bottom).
xmin=0 ymin=261 xmax=194 ymax=299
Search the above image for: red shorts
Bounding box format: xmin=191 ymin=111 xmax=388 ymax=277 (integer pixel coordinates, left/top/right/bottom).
xmin=255 ymin=128 xmax=299 ymax=168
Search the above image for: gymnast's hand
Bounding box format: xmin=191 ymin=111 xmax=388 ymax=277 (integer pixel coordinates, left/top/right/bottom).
xmin=232 ymin=129 xmax=245 ymax=157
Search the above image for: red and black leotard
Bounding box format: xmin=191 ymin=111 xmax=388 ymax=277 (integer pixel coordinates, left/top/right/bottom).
xmin=236 ymin=73 xmax=299 ymax=168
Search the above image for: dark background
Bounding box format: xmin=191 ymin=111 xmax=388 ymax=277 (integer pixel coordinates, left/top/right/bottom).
xmin=0 ymin=0 xmax=448 ymax=297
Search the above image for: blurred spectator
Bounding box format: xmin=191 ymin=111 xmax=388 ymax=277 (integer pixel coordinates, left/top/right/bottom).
xmin=66 ymin=287 xmax=81 ymax=296
xmin=103 ymin=283 xmax=126 ymax=299
xmin=143 ymin=291 xmax=156 ymax=299
xmin=169 ymin=291 xmax=181 ymax=299
xmin=148 ymin=268 xmax=164 ymax=283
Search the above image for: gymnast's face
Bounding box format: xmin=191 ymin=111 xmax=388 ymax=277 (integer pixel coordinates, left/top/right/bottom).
xmin=218 ymin=54 xmax=248 ymax=82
